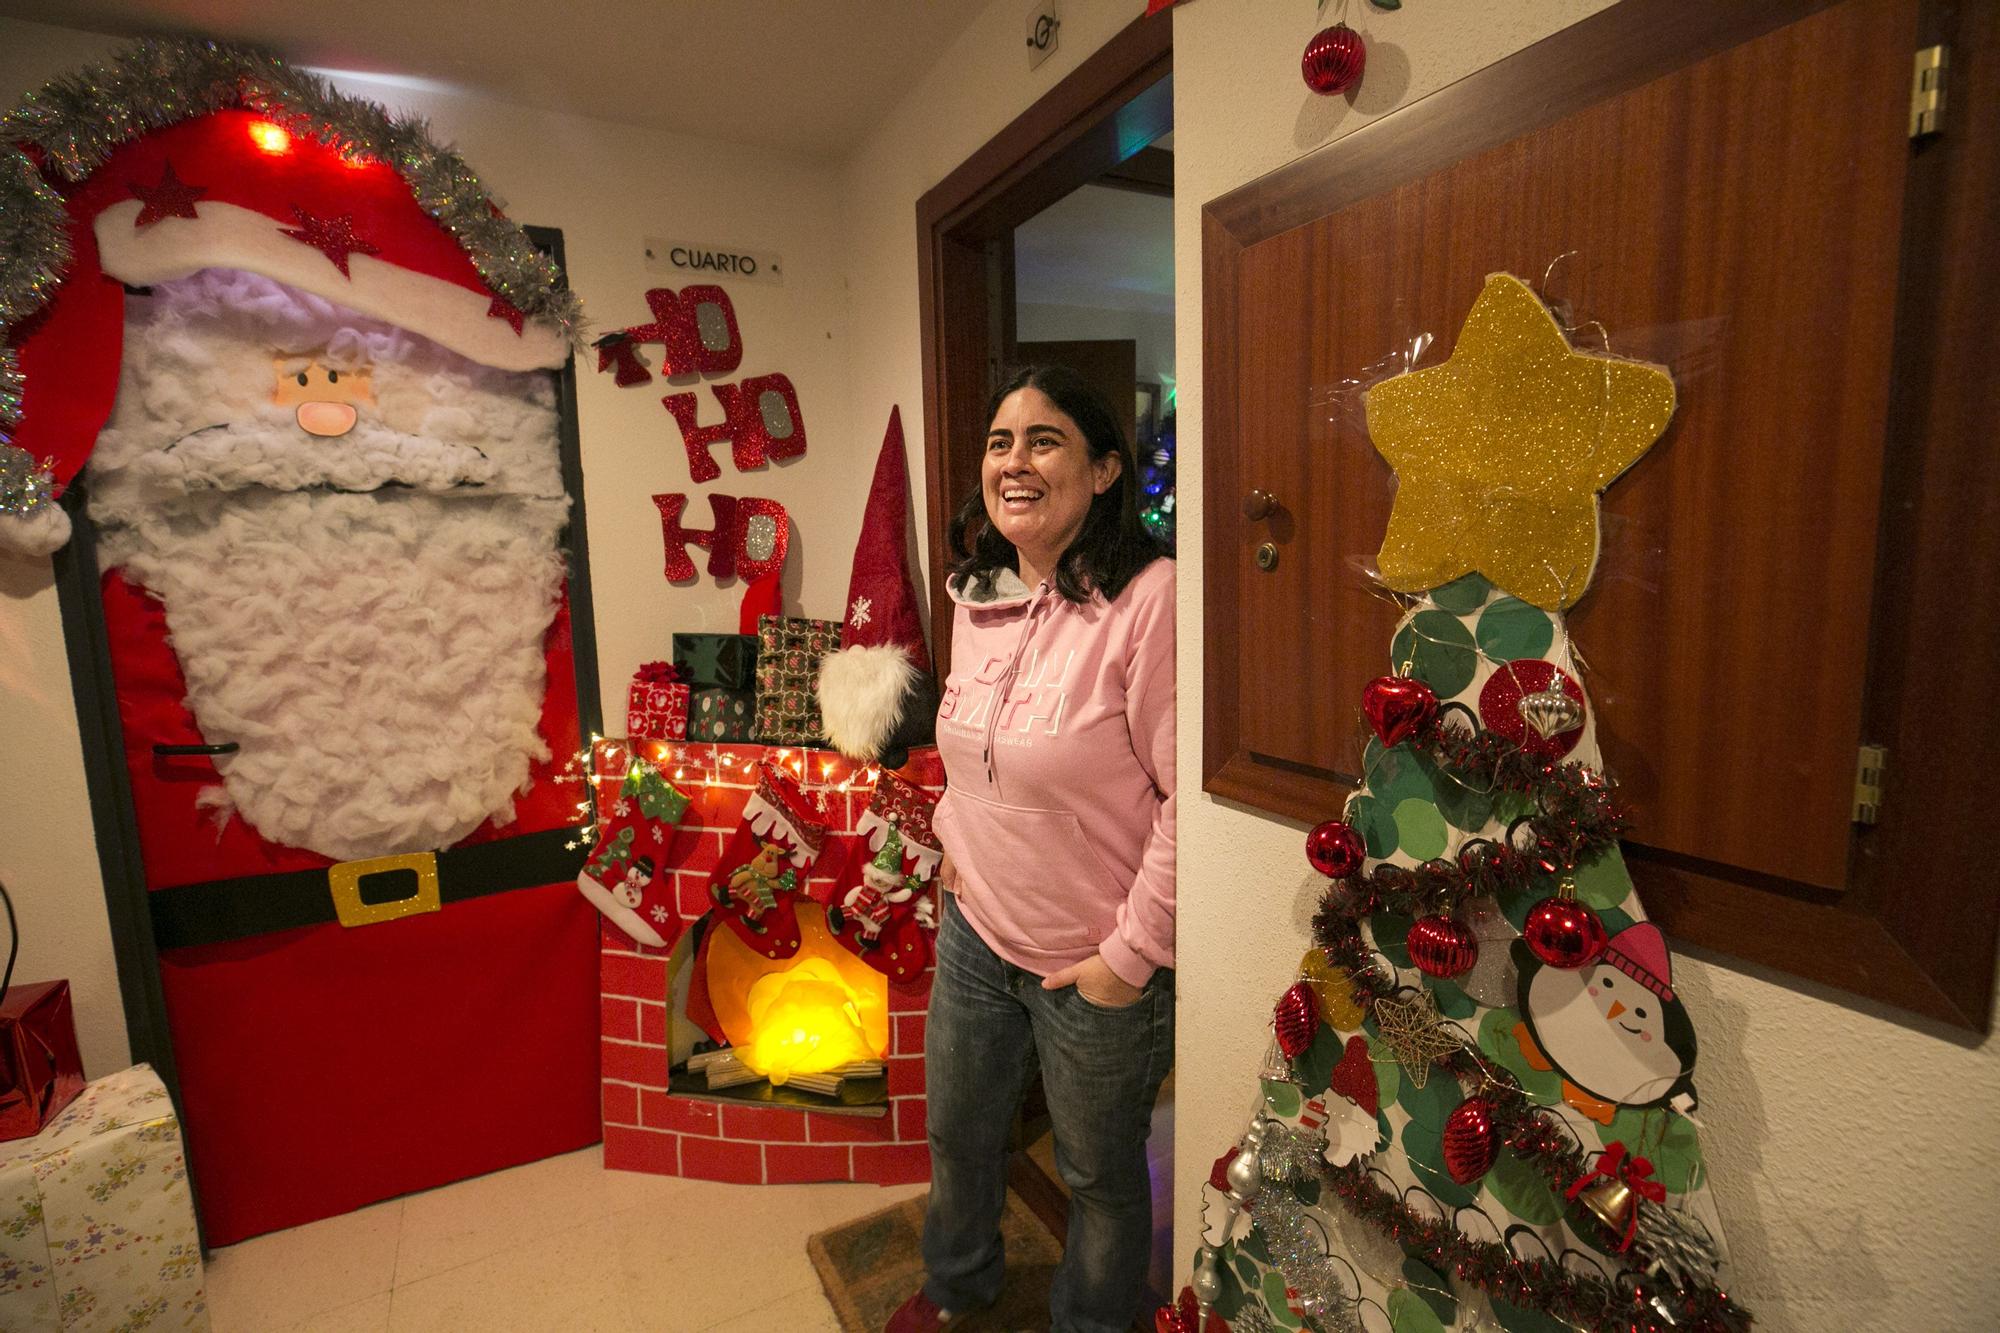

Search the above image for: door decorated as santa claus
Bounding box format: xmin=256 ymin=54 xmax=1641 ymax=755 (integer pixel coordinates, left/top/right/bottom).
xmin=5 ymin=43 xmax=603 ymax=1245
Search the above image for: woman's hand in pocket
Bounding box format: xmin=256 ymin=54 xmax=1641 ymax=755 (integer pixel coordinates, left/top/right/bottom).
xmin=939 ymin=852 xmax=963 ymax=895
xmin=1041 ymin=953 xmax=1144 ymax=1009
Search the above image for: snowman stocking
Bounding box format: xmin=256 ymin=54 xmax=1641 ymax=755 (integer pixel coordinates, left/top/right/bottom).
xmin=577 ymin=756 xmax=691 ymax=948
xmin=704 ymin=767 xmax=827 ymax=960
xmin=824 ymin=771 xmax=942 ymax=982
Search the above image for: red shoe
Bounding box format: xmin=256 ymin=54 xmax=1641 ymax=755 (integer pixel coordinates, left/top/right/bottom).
xmin=884 ymin=1289 xmax=954 ymax=1332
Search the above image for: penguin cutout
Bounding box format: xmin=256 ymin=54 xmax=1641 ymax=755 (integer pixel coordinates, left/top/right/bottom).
xmin=1513 ymin=922 xmax=1698 ymax=1124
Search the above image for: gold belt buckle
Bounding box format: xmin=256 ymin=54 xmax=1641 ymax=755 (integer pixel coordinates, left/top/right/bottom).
xmin=328 ymin=852 xmax=442 ymax=928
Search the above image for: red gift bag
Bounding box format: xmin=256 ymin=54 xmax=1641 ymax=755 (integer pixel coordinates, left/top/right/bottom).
xmin=0 ymin=980 xmax=87 ymax=1142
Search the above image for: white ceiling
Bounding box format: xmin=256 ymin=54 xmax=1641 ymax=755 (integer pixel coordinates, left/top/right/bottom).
xmin=0 ymin=0 xmax=987 ymax=157
xmin=1014 ymin=182 xmax=1174 ymax=316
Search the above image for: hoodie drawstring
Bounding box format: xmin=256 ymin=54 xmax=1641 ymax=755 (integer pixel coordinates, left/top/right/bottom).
xmin=981 ymin=581 xmax=1051 ymax=796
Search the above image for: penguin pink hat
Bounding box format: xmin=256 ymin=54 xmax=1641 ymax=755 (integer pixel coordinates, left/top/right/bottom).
xmin=1600 ymin=922 xmax=1675 ymax=1002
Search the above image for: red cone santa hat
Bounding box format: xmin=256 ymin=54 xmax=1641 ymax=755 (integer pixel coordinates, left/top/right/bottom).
xmin=818 ymin=406 xmax=936 ymax=764
xmin=0 ymin=39 xmax=578 ymax=557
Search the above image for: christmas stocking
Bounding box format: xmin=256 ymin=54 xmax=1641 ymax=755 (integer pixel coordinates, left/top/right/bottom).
xmin=704 ymin=767 xmax=827 ymax=959
xmin=824 ymin=771 xmax=942 ymax=982
xmin=576 ymin=755 xmax=691 ymax=948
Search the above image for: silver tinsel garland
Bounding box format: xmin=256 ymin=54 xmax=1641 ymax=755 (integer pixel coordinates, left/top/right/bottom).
xmin=1257 ymin=1118 xmax=1327 ymax=1186
xmin=0 ymin=442 xmax=53 ymax=516
xmin=0 ymin=37 xmax=583 ymax=512
xmin=1247 ymin=1181 xmax=1361 ymax=1333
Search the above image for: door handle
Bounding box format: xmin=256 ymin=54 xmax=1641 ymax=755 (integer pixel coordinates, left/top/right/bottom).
xmin=1242 ymin=489 xmax=1279 ymax=521
xmin=153 ymin=742 xmax=239 ymax=757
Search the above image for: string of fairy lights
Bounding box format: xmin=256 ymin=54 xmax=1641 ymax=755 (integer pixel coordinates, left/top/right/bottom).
xmin=557 ymin=735 xmax=884 ymax=848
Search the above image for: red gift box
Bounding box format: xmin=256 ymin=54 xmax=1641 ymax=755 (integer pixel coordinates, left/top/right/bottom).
xmin=0 ymin=980 xmax=86 ymax=1142
xmin=627 ymin=662 xmax=691 ymax=741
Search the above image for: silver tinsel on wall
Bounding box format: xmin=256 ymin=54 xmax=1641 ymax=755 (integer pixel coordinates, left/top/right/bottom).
xmin=0 ymin=36 xmax=584 ymax=513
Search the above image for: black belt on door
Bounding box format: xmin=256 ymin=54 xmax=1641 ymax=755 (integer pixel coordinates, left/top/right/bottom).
xmin=147 ymin=826 xmax=587 ymax=951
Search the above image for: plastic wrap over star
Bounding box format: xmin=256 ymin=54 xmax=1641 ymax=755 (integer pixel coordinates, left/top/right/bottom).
xmin=1362 ymin=273 xmax=1677 ymax=610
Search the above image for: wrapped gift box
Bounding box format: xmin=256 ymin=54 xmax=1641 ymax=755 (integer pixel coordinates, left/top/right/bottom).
xmin=671 ymin=633 xmax=759 ymax=691
xmin=689 ymin=688 xmax=757 ymax=742
xmin=626 ymin=663 xmax=691 ymax=742
xmin=755 ymin=615 xmax=841 ymax=746
xmin=0 ymin=980 xmax=85 ymax=1143
xmin=0 ymin=1064 xmax=208 ymax=1331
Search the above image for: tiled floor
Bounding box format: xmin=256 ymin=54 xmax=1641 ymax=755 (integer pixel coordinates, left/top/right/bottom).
xmin=204 ymin=1079 xmax=1175 ymax=1332
xmin=201 ymin=1147 xmax=924 ymax=1332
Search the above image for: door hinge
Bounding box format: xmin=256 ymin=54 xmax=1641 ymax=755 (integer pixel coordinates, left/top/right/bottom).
xmin=1853 ymin=743 xmax=1888 ymax=825
xmin=1911 ymin=44 xmax=1947 ymax=138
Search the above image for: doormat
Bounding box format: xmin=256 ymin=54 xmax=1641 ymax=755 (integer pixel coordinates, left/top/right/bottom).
xmin=807 ymin=1188 xmax=1061 ymax=1332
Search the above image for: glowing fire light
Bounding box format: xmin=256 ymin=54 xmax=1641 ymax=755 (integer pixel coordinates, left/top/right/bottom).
xmin=705 ymin=906 xmax=888 ymax=1085
xmin=248 ymin=120 xmax=292 ymax=154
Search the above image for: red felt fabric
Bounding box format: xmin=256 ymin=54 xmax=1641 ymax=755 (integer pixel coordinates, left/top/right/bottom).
xmin=10 ymin=213 xmax=125 ymax=501
xmin=158 ymin=881 xmax=599 ymax=1246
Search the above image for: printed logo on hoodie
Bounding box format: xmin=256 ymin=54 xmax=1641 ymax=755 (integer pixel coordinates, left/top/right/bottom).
xmin=939 ymin=646 xmax=1076 ymax=745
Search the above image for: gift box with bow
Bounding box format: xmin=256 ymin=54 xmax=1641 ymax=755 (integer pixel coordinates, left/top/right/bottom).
xmin=626 ymin=661 xmax=690 ymax=741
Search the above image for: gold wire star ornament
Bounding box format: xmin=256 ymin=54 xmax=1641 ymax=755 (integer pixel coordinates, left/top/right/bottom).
xmin=1363 ymin=273 xmax=1678 ymax=611
xmin=1369 ymin=989 xmax=1461 ymax=1090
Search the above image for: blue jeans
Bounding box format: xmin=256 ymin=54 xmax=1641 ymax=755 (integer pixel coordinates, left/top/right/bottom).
xmin=921 ymin=893 xmax=1174 ymax=1333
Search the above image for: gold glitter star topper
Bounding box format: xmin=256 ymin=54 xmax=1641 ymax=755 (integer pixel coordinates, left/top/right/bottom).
xmin=1370 ymin=989 xmax=1461 ymax=1090
xmin=1363 ymin=273 xmax=1677 ymax=610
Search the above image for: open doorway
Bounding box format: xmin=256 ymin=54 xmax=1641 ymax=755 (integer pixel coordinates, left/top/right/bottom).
xmin=1014 ymin=127 xmax=1177 ymax=551
xmin=914 ymin=9 xmax=1175 ymax=1314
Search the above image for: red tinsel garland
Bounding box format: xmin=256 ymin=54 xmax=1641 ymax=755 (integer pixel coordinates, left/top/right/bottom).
xmin=1323 ymin=1161 xmax=1751 ymax=1333
xmin=1338 ymin=717 xmax=1629 ymax=921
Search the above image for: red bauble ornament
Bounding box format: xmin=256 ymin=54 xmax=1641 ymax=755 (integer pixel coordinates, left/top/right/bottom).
xmin=1362 ymin=674 xmax=1437 ymax=747
xmin=1306 ymin=819 xmax=1366 ymax=878
xmin=1477 ymin=659 xmax=1587 ymax=759
xmin=1302 ymin=23 xmax=1367 ymax=96
xmin=1273 ymin=980 xmax=1321 ymax=1060
xmin=1443 ymin=1096 xmax=1499 ymax=1184
xmin=1522 ymin=896 xmax=1609 ymax=969
xmin=1406 ymin=915 xmax=1478 ymax=978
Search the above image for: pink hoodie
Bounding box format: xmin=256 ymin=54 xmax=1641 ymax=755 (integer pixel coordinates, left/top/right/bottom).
xmin=931 ymin=558 xmax=1175 ymax=987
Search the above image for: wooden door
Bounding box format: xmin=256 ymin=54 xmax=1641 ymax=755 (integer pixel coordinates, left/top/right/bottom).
xmin=1203 ymin=0 xmax=2000 ymax=1026
xmin=1017 ymin=338 xmax=1140 ymax=454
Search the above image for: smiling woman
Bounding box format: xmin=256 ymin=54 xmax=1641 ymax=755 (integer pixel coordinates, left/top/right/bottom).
xmin=891 ymin=363 xmax=1176 ymax=1333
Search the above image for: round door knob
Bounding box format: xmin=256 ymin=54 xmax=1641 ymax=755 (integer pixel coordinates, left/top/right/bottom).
xmin=1243 ymin=490 xmax=1278 ymax=521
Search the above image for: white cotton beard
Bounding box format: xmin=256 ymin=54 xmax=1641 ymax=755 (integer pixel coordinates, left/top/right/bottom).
xmin=136 ymin=413 xmax=501 ymax=495
xmin=100 ymin=486 xmax=569 ymax=862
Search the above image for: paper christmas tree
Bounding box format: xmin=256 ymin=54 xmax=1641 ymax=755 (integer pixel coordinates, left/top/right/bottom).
xmin=1175 ymin=276 xmax=1750 ymax=1333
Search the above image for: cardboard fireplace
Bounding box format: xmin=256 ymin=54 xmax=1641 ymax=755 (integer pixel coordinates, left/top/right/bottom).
xmin=594 ymin=742 xmax=942 ymax=1186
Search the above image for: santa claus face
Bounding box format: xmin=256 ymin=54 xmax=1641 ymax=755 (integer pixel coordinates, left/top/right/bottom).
xmin=862 ymin=861 xmax=914 ymax=902
xmin=272 ymin=358 xmax=374 ymax=437
xmin=1526 ymin=960 xmax=1685 ymax=1105
xmin=89 ymin=269 xmax=568 ymax=862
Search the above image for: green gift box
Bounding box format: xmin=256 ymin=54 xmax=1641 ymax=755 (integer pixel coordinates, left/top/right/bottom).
xmin=671 ymin=633 xmax=759 ymax=691
xmin=755 ymin=614 xmax=842 ymax=746
xmin=689 ymin=687 xmax=756 ymax=742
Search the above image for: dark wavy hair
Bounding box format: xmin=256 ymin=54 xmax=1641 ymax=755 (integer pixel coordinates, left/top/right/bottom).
xmin=948 ymin=363 xmax=1168 ymax=604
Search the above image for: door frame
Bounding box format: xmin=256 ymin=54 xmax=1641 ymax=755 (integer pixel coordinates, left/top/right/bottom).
xmin=53 ymin=223 xmax=602 ymax=1159
xmin=915 ymin=11 xmax=1172 ymax=671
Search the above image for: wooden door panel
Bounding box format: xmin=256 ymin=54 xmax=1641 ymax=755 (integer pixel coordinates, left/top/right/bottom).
xmin=1216 ymin=0 xmax=1911 ymax=892
xmin=1017 ymin=338 xmax=1140 ymax=451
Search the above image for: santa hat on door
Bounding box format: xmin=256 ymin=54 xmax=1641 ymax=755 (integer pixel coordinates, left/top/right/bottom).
xmin=817 ymin=406 xmax=938 ymax=768
xmin=0 ymin=38 xmax=578 ymax=557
